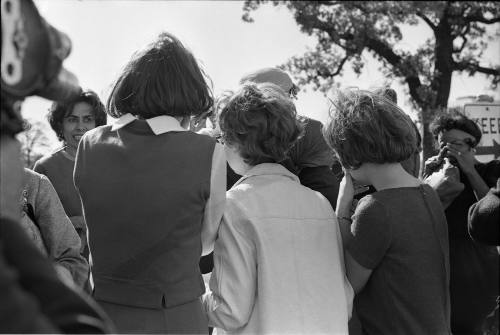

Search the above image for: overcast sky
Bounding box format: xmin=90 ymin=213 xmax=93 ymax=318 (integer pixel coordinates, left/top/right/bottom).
xmin=22 ymin=0 xmax=500 ymax=148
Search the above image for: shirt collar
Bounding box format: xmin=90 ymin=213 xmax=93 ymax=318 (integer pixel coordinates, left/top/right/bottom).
xmin=111 ymin=113 xmax=187 ymax=135
xmin=234 ymin=163 xmax=299 ymax=188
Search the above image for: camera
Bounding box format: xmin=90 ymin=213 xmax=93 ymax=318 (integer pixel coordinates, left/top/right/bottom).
xmin=1 ymin=0 xmax=82 ymax=135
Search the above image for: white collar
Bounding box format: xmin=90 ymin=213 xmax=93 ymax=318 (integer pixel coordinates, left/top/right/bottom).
xmin=111 ymin=113 xmax=187 ymax=135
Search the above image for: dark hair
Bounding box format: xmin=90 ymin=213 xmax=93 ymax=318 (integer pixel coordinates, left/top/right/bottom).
xmin=48 ymin=90 xmax=107 ymax=141
xmin=107 ymin=32 xmax=213 ymax=119
xmin=219 ymin=83 xmax=304 ymax=166
xmin=430 ymin=110 xmax=481 ymax=147
xmin=323 ymin=89 xmax=417 ymax=170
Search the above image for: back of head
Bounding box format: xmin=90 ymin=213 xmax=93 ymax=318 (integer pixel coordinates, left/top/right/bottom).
xmin=323 ymin=89 xmax=417 ymax=169
xmin=240 ymin=68 xmax=298 ymax=98
xmin=219 ymin=83 xmax=303 ymax=166
xmin=107 ymin=32 xmax=213 ymax=119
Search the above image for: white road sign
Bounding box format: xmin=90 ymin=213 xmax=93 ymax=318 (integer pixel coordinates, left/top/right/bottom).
xmin=464 ymin=103 xmax=500 ymax=163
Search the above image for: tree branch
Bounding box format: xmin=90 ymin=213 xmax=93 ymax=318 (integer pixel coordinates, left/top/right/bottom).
xmin=332 ymin=54 xmax=349 ymax=76
xmin=454 ymin=61 xmax=500 ymax=76
xmin=416 ymin=12 xmax=437 ymax=32
xmin=465 ymin=14 xmax=500 ymax=24
xmin=365 ymin=37 xmax=424 ymax=106
xmin=316 ymin=1 xmax=342 ymax=6
xmin=453 ymin=35 xmax=468 ymax=53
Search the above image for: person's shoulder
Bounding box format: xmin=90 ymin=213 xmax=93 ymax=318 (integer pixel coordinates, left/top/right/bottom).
xmin=224 ymin=188 xmax=255 ymax=231
xmin=483 ymin=159 xmax=500 ymax=171
xmin=23 ymin=169 xmax=53 ymax=201
xmin=24 ymin=168 xmax=43 ymax=188
xmin=24 ymin=167 xmax=42 ymax=178
xmin=351 ymin=195 xmax=391 ymax=233
xmin=82 ymin=125 xmax=112 ymax=141
xmin=182 ymin=131 xmax=217 ymax=153
xmin=356 ymin=194 xmax=389 ymax=218
xmin=25 ymin=168 xmax=56 ymax=198
xmin=226 ymin=184 xmax=248 ymax=203
xmin=34 ymin=148 xmax=65 ymax=168
xmin=188 ymin=130 xmax=217 ymax=142
xmin=476 ymin=159 xmax=500 ymax=185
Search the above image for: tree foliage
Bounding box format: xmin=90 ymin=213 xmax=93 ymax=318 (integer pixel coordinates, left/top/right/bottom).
xmin=17 ymin=119 xmax=52 ymax=169
xmin=242 ymin=1 xmax=500 ymax=159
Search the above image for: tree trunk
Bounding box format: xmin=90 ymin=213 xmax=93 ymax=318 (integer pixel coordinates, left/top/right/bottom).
xmin=420 ymin=106 xmax=440 ymax=174
xmin=422 ymin=115 xmax=437 ymax=159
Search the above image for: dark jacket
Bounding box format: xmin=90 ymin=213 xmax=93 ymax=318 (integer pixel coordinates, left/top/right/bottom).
xmin=468 ymin=178 xmax=500 ymax=246
xmin=0 ymin=217 xmax=113 ymax=333
xmin=75 ymin=122 xmax=215 ymax=309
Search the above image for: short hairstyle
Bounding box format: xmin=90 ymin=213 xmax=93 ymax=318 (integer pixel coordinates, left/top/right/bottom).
xmin=107 ymin=32 xmax=213 ymax=119
xmin=239 ymin=67 xmax=299 ymax=99
xmin=48 ymin=90 xmax=107 ymax=141
xmin=372 ymin=87 xmax=398 ymax=104
xmin=430 ymin=110 xmax=481 ymax=147
xmin=219 ymin=83 xmax=304 ymax=166
xmin=323 ymin=89 xmax=417 ymax=170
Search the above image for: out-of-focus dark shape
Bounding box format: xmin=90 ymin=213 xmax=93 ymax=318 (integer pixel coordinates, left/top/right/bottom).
xmin=1 ymin=1 xmax=113 ymax=333
xmin=1 ymin=0 xmax=81 ymax=103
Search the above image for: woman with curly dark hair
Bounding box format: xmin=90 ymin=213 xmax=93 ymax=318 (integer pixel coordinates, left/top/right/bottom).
xmin=34 ymin=90 xmax=106 ymax=263
xmin=202 ymin=83 xmax=352 ymax=334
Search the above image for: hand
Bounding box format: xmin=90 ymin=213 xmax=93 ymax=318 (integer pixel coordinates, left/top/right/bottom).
xmin=336 ymin=171 xmax=355 ymax=218
xmin=423 ymin=148 xmax=447 ymax=178
xmin=445 ymin=143 xmax=476 ymax=174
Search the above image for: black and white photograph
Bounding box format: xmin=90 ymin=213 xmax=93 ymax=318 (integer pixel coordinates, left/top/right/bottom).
xmin=1 ymin=1 xmax=499 ymax=334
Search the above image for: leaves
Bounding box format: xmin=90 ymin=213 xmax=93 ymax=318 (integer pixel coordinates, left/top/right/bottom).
xmin=243 ymin=1 xmax=499 ymax=103
xmin=17 ymin=119 xmax=53 ymax=169
xmin=242 ymin=0 xmax=500 ymax=159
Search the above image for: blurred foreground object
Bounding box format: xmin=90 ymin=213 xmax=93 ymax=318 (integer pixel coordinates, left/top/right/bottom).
xmin=1 ymin=0 xmax=82 ymax=138
xmin=1 ymin=0 xmax=81 ymax=102
xmin=1 ymin=1 xmax=113 ymax=333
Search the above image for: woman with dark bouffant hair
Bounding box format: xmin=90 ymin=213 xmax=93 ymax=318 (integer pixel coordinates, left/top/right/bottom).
xmin=74 ymin=32 xmax=226 ymax=333
xmin=325 ymin=89 xmax=451 ymax=335
xmin=34 ymin=90 xmax=106 ymax=266
xmin=202 ymin=83 xmax=352 ymax=334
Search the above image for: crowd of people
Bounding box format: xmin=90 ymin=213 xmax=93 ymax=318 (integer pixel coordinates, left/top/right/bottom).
xmin=2 ymin=26 xmax=499 ymax=335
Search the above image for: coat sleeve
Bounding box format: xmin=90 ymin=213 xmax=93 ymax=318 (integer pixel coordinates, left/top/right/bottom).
xmin=200 ymin=142 xmax=226 ymax=255
xmin=31 ymin=173 xmax=89 ymax=288
xmin=202 ymin=199 xmax=256 ymax=331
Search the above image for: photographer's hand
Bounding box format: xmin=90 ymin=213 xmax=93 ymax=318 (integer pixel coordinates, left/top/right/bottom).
xmin=445 ymin=143 xmax=489 ymax=200
xmin=423 ymin=147 xmax=447 ymax=178
xmin=445 ymin=143 xmax=475 ymax=174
